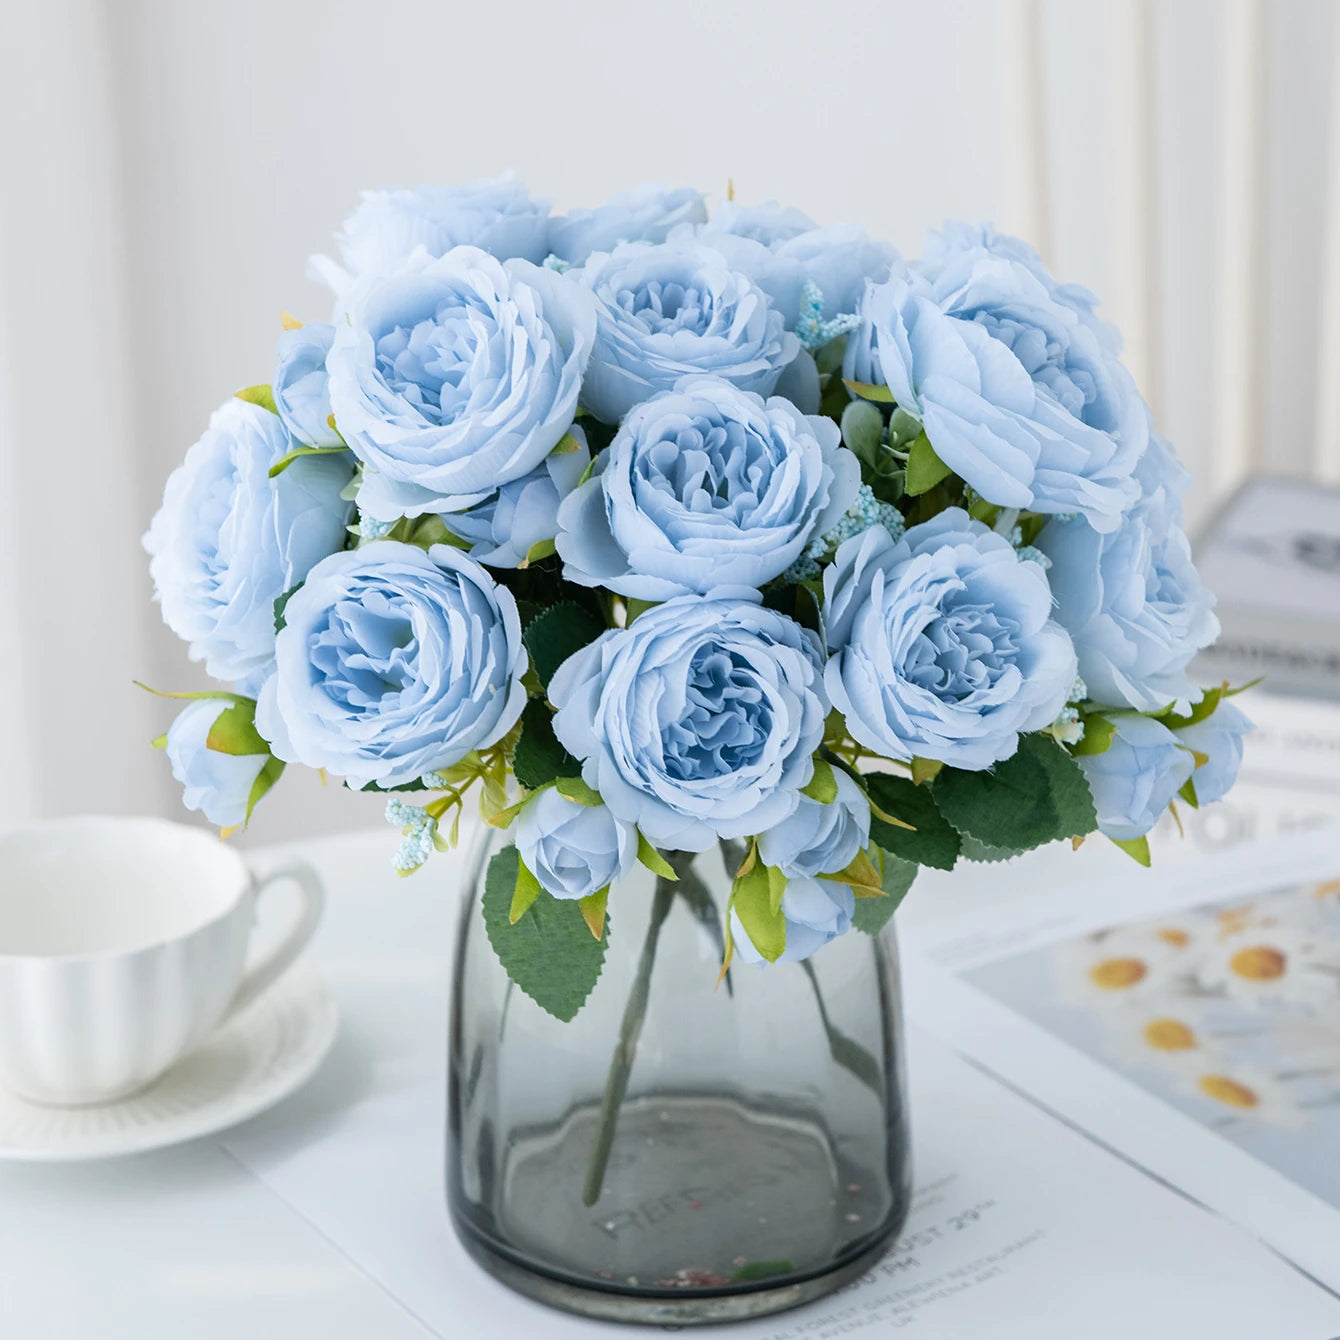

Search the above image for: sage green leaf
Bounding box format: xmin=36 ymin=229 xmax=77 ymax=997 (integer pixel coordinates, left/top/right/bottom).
xmin=904 ymin=432 xmax=953 ymax=495
xmin=205 ymin=700 xmax=271 ymax=757
xmin=733 ymin=862 xmax=786 ymax=963
xmin=523 ymin=601 xmax=606 ymax=690
xmin=959 ymin=834 xmax=1022 ymax=863
xmin=512 ymin=699 xmax=579 ymax=791
xmin=273 ymin=583 xmax=304 ymax=634
xmin=840 ymin=399 xmax=884 ymax=461
xmin=483 ymin=846 xmax=608 ymax=1022
xmin=866 ymin=774 xmax=960 ymax=870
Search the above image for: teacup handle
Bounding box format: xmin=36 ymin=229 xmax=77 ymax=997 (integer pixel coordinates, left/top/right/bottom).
xmin=224 ymin=860 xmax=326 ymax=1022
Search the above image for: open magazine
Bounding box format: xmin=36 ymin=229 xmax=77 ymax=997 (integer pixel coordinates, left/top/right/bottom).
xmin=902 ymin=822 xmax=1340 ymax=1297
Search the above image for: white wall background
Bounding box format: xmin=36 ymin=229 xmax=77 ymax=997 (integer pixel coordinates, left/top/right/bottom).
xmin=0 ymin=0 xmax=1335 ymax=843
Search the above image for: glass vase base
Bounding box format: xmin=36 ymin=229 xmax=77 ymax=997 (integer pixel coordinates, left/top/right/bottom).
xmin=450 ymin=1093 xmax=909 ymax=1326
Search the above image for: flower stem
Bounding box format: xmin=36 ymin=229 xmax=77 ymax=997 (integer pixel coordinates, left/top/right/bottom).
xmin=581 ymin=869 xmax=680 ymax=1207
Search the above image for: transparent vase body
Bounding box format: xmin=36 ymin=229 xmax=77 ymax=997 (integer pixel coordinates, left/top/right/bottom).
xmin=447 ymin=828 xmax=912 ymax=1326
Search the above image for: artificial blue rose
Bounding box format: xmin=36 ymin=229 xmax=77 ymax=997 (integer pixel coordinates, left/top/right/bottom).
xmin=757 ymin=767 xmax=871 ymax=879
xmin=164 ymin=699 xmax=272 ymax=829
xmin=1078 ymin=713 xmax=1195 ymax=840
xmin=923 ymin=222 xmax=1120 ymax=353
xmin=824 ymin=509 xmax=1077 ymax=771
xmin=1035 ymin=438 xmax=1218 ymax=714
xmin=547 ymin=184 xmax=708 ymax=266
xmin=273 ymin=323 xmax=342 ymax=448
xmin=144 ymin=398 xmax=355 ymax=684
xmin=575 ymin=241 xmax=800 ymax=424
xmin=698 ymin=202 xmax=897 ymax=327
xmin=1175 ymin=701 xmax=1252 ymax=806
xmin=327 ymin=246 xmax=596 ymax=521
xmin=556 ymin=377 xmax=860 ymax=599
xmin=310 ymin=176 xmax=550 ymax=292
xmin=844 ymin=234 xmax=1146 ymax=533
xmin=255 ymin=542 xmax=526 ymax=790
xmin=440 ymin=431 xmax=591 ymax=568
xmin=730 ymin=875 xmax=855 ymax=963
xmin=549 ymin=595 xmax=828 ymax=852
xmin=515 ymin=788 xmax=637 ymax=901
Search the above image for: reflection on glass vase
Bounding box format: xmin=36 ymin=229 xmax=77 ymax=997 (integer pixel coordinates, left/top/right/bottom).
xmin=447 ymin=826 xmax=912 ymax=1326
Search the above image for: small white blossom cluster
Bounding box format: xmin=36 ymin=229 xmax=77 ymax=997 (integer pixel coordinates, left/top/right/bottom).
xmin=784 ymin=484 xmax=905 ymax=582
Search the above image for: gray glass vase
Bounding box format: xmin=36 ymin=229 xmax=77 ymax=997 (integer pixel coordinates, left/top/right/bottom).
xmin=447 ymin=827 xmax=912 ymax=1326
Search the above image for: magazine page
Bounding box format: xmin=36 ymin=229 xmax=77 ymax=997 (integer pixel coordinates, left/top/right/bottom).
xmin=902 ymin=826 xmax=1340 ymax=1294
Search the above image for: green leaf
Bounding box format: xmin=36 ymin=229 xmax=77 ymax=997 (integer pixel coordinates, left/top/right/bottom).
xmin=555 ymin=775 xmax=602 ymax=807
xmin=268 ymin=444 xmax=350 ymax=479
xmin=842 ymin=378 xmax=896 ymax=403
xmin=523 ymin=601 xmax=606 ymax=690
xmin=910 ymin=756 xmax=944 ymax=786
xmin=512 ymin=700 xmax=579 ymax=791
xmin=273 ymin=583 xmax=303 ymax=634
xmin=509 ymin=856 xmax=542 ymax=922
xmin=205 ymin=700 xmax=271 ymax=757
xmin=243 ymin=756 xmax=285 ymax=826
xmin=959 ymin=834 xmax=1022 ymax=863
xmin=133 ymin=681 xmax=249 ymax=705
xmin=840 ymin=399 xmax=885 ymax=462
xmin=932 ymin=735 xmax=1096 ymax=854
xmin=866 ymin=774 xmax=961 ymax=870
xmin=1179 ymin=775 xmax=1200 ymax=809
xmin=732 ymin=862 xmax=786 ymax=963
xmin=1110 ymin=835 xmax=1151 ymax=867
xmin=385 ymin=514 xmax=460 ymax=552
xmin=853 ymin=851 xmax=918 ymax=933
xmin=235 ymin=384 xmax=278 ymax=414
xmin=1071 ymin=714 xmax=1115 ymax=756
xmin=149 ymin=733 xmax=168 ymax=750
xmin=766 ymin=863 xmax=788 ymax=915
xmin=830 ymin=847 xmax=884 ymax=895
xmin=636 ymin=833 xmax=678 ymax=880
xmin=904 ymin=432 xmax=953 ymax=496
xmin=482 ymin=847 xmax=608 ymax=1021
xmin=578 ymin=886 xmax=609 ymax=939
xmin=732 ymin=1260 xmax=796 ymax=1284
xmin=624 ymin=597 xmax=658 ymax=624
xmin=551 ymin=430 xmax=582 ymax=455
xmin=800 ymin=757 xmax=839 ymax=804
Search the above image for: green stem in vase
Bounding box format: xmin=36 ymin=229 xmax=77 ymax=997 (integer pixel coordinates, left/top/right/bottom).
xmin=581 ymin=869 xmax=679 ymax=1207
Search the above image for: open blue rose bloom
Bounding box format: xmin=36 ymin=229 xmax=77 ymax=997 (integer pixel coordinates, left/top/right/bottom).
xmin=145 ymin=175 xmax=1249 ymax=1002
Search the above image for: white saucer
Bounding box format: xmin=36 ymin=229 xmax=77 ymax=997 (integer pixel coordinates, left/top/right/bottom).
xmin=0 ymin=964 xmax=337 ymax=1162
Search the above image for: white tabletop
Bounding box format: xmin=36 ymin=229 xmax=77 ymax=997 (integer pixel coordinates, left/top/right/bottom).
xmin=1 ymin=691 xmax=1336 ymax=1337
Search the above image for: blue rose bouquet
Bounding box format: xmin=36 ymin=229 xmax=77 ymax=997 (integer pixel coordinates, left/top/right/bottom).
xmin=144 ymin=177 xmax=1251 ymax=1023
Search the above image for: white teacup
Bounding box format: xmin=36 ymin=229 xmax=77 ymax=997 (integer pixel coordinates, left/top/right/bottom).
xmin=0 ymin=815 xmax=324 ymax=1106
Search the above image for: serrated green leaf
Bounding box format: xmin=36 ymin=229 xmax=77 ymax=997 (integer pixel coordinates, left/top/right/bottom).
xmin=866 ymin=774 xmax=960 ymax=870
xmin=511 ymin=700 xmax=579 ymax=791
xmin=733 ymin=862 xmax=786 ymax=963
xmin=1072 ymin=714 xmax=1115 ymax=756
xmin=205 ymin=700 xmax=271 ymax=757
xmin=1110 ymin=835 xmax=1151 ymax=867
xmin=800 ymin=757 xmax=839 ymax=804
xmin=273 ymin=583 xmax=304 ymax=634
xmin=483 ymin=847 xmax=607 ymax=1021
xmin=904 ymin=432 xmax=953 ymax=495
xmin=959 ymin=834 xmax=1021 ymax=863
xmin=268 ymin=444 xmax=350 ymax=479
xmin=555 ymin=775 xmax=602 ymax=806
xmin=933 ymin=734 xmax=1097 ymax=853
xmin=636 ymin=833 xmax=678 ymax=880
xmin=842 ymin=378 xmax=896 ymax=403
xmin=523 ymin=601 xmax=606 ymax=691
xmin=235 ymin=384 xmax=278 ymax=414
xmin=853 ymin=850 xmax=918 ymax=933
